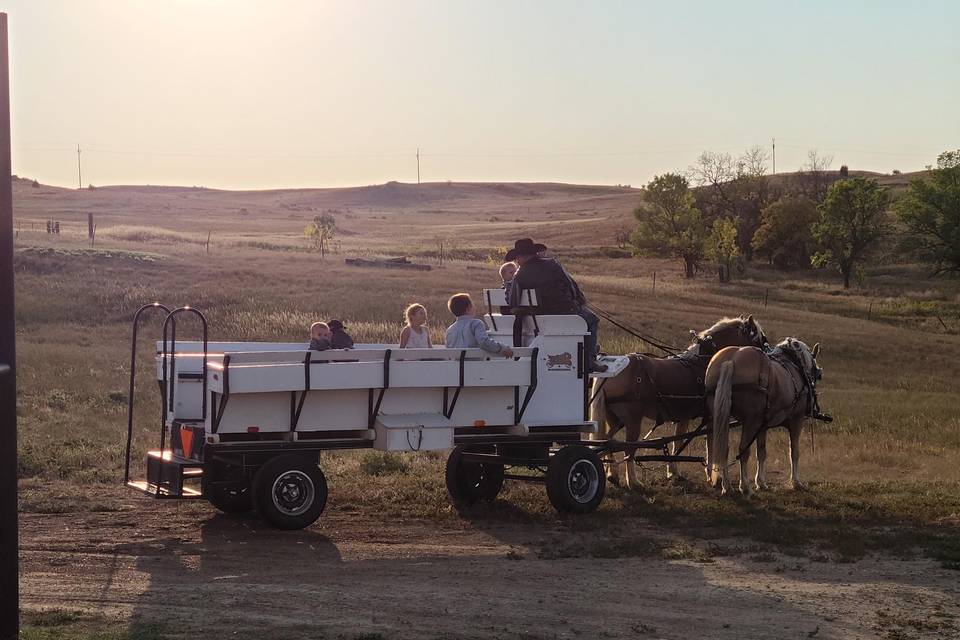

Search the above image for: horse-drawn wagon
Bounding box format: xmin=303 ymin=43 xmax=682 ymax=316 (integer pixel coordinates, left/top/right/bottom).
xmin=124 ymin=292 xmax=714 ymax=529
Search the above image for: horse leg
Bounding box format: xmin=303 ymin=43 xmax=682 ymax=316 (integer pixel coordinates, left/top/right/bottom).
xmin=788 ymin=418 xmax=807 ymax=491
xmin=603 ymin=425 xmax=620 ymax=488
xmin=754 ymin=430 xmax=769 ymax=491
xmin=624 ymin=421 xmax=641 ymax=490
xmin=738 ymin=419 xmax=762 ymax=497
xmin=703 ymin=415 xmax=713 ymax=483
xmin=666 ymin=420 xmax=689 ymax=481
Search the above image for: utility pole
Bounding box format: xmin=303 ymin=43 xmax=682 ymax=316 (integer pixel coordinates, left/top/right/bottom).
xmin=416 ymin=147 xmax=420 ymax=185
xmin=77 ymin=143 xmax=82 ymax=189
xmin=0 ymin=13 xmax=19 ymax=640
xmin=771 ymin=138 xmax=776 ymax=175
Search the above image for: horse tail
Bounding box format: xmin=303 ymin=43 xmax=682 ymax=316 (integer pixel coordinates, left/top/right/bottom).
xmin=589 ymin=377 xmax=608 ymax=441
xmin=711 ymin=360 xmax=735 ymax=485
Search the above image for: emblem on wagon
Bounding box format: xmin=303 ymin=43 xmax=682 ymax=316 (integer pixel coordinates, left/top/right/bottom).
xmin=546 ymin=352 xmax=573 ymax=371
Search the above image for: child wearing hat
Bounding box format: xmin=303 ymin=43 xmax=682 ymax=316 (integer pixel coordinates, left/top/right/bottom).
xmin=328 ymin=319 xmax=354 ymax=349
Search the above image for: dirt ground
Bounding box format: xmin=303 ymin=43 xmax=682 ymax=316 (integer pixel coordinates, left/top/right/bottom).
xmin=18 ymin=488 xmax=960 ymax=640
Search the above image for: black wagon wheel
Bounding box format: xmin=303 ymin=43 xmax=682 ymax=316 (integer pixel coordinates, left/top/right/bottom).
xmin=202 ymin=461 xmax=252 ymax=514
xmin=445 ymin=445 xmax=505 ymax=505
xmin=253 ymin=454 xmax=328 ymax=530
xmin=546 ymin=445 xmax=606 ymax=514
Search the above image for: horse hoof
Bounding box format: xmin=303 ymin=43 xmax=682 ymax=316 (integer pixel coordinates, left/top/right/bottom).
xmin=791 ymin=481 xmax=808 ymax=492
xmin=755 ymin=482 xmax=770 ymax=492
xmin=607 ymin=474 xmax=620 ymax=488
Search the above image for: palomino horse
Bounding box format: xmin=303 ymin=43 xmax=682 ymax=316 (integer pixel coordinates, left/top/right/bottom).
xmin=589 ymin=315 xmax=768 ymax=489
xmin=707 ymin=338 xmax=823 ymax=496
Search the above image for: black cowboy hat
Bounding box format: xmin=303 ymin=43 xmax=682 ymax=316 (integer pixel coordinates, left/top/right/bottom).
xmin=504 ymin=238 xmax=547 ymax=262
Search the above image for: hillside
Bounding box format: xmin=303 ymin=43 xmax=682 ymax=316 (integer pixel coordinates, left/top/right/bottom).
xmin=10 ymin=168 xmax=928 ymax=255
xmin=11 ymin=178 xmax=642 ymax=252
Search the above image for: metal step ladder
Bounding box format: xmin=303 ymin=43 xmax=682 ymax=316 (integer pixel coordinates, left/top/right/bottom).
xmin=127 ymin=450 xmax=204 ymax=499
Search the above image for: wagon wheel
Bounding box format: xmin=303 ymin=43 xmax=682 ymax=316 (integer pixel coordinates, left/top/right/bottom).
xmin=202 ymin=461 xmax=252 ymax=514
xmin=253 ymin=454 xmax=328 ymax=530
xmin=546 ymin=445 xmax=606 ymax=514
xmin=445 ymin=445 xmax=504 ymax=505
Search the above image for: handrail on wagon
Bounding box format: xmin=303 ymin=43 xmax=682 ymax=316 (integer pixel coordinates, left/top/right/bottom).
xmin=124 ymin=303 xmax=171 ymax=485
xmin=159 ymin=307 xmax=208 ymax=498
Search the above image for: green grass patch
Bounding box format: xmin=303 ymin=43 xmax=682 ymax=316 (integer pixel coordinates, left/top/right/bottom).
xmin=21 ymin=610 xmax=168 ymax=640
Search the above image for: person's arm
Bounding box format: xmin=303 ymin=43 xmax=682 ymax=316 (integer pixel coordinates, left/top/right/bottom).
xmin=399 ymin=326 xmax=410 ymax=348
xmin=508 ymin=269 xmax=524 ymax=310
xmin=471 ymin=320 xmax=513 ymax=357
xmin=558 ymin=261 xmax=586 ymax=305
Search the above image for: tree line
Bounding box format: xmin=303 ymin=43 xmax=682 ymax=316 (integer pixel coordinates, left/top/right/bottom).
xmin=631 ymin=148 xmax=960 ymax=288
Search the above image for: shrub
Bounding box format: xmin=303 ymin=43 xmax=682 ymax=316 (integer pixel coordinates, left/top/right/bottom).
xmin=359 ymin=451 xmax=409 ymax=476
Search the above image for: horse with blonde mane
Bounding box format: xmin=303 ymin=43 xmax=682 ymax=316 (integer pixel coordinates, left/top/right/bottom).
xmin=589 ymin=315 xmax=768 ymax=489
xmin=706 ymin=338 xmax=823 ymax=496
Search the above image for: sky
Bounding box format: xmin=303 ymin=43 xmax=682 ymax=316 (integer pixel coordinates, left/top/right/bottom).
xmin=3 ymin=0 xmax=958 ymax=189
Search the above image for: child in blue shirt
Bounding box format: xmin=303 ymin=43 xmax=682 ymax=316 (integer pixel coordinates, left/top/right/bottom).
xmin=444 ymin=293 xmax=513 ymax=357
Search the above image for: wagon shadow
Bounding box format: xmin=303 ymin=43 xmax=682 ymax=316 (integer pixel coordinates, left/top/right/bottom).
xmin=110 ymin=511 xmax=833 ymax=640
xmin=114 ymin=511 xmax=343 ymax=635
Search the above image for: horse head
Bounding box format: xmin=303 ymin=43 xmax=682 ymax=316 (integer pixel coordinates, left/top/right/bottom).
xmin=779 ymin=338 xmax=823 ymax=382
xmin=740 ymin=314 xmax=769 ymax=348
xmin=694 ymin=315 xmax=768 ymax=351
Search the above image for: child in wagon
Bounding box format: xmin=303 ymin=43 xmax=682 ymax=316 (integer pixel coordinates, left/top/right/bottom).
xmin=309 ymin=321 xmax=332 ymax=351
xmin=399 ymin=303 xmax=433 ymax=348
xmin=444 ymin=293 xmax=513 ymax=357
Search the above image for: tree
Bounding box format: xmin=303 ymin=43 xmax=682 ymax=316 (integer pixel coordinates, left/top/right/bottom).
xmin=305 ymin=213 xmax=336 ymax=259
xmin=689 ymin=147 xmax=775 ymax=261
xmin=895 ymin=152 xmax=960 ymax=276
xmin=631 ymin=173 xmax=707 ymax=278
xmin=752 ymin=196 xmax=819 ymax=269
xmin=937 ymin=149 xmax=960 ymax=169
xmin=706 ymin=217 xmax=739 ymax=282
xmin=812 ymin=177 xmax=891 ymax=288
xmin=794 ymin=150 xmax=835 ymax=203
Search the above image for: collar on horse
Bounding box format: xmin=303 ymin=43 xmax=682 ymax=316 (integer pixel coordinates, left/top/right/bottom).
xmin=760 ymin=347 xmax=833 ymax=422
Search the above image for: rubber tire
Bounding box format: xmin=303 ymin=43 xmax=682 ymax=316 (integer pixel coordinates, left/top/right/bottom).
xmin=202 ymin=462 xmax=252 ymax=514
xmin=253 ymin=455 xmax=328 ymax=530
xmin=546 ymin=445 xmax=606 ymax=514
xmin=445 ymin=445 xmax=505 ymax=505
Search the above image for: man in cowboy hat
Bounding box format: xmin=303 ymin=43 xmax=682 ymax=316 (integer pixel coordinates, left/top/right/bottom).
xmin=506 ymin=238 xmax=606 ymax=372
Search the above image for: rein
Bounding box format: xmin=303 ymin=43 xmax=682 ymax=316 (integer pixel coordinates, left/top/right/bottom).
xmin=586 ymin=303 xmax=681 ymax=356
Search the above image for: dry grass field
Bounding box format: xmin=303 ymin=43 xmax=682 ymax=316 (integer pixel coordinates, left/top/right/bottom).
xmin=12 ymin=179 xmax=960 ymax=639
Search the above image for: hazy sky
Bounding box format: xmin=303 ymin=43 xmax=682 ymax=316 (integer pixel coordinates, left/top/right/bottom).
xmin=5 ymin=0 xmax=958 ymax=189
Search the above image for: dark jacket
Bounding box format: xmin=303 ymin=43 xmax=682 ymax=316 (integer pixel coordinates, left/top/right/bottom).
xmin=330 ymin=329 xmax=354 ymax=349
xmin=309 ymin=337 xmax=331 ymax=351
xmin=509 ymin=256 xmax=584 ymax=314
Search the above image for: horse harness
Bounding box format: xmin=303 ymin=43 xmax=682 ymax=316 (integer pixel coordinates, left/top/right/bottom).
xmin=607 ymin=338 xmax=717 ymax=427
xmin=730 ymin=346 xmax=830 ymax=463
